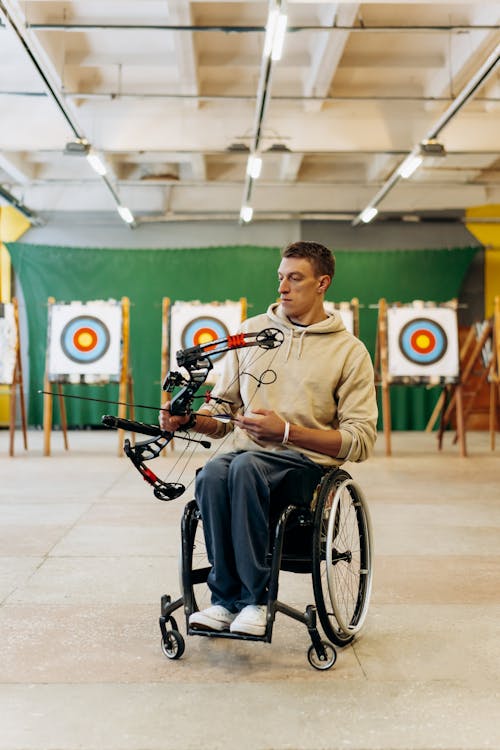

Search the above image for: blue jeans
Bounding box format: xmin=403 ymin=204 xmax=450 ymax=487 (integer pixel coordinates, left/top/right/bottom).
xmin=195 ymin=449 xmax=323 ymax=611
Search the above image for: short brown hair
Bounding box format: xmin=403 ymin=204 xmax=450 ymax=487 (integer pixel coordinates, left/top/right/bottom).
xmin=281 ymin=241 xmax=335 ymax=279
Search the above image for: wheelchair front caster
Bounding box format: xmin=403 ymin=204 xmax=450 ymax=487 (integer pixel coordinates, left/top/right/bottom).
xmin=307 ymin=641 xmax=337 ymax=670
xmin=161 ymin=629 xmax=185 ymax=660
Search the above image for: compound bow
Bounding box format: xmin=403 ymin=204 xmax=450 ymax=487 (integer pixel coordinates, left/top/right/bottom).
xmin=102 ymin=327 xmax=284 ymax=501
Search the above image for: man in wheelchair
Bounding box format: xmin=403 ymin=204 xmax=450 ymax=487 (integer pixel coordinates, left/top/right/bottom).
xmin=159 ymin=241 xmax=377 ymax=638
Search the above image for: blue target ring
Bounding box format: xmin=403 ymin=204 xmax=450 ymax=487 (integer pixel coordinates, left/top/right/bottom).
xmin=182 ymin=316 xmax=230 ymax=362
xmin=60 ymin=315 xmax=111 ymax=364
xmin=399 ymin=317 xmax=448 ymax=366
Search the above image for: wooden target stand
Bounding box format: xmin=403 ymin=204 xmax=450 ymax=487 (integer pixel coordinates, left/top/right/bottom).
xmin=351 ymin=298 xmax=360 ymax=339
xmin=43 ymin=296 xmax=134 ymax=456
xmin=375 ymin=298 xmax=466 ymax=457
xmin=427 ymin=295 xmax=500 ymax=451
xmin=324 ymin=298 xmax=360 ymax=338
xmin=160 ymin=297 xmax=247 ymax=450
xmin=1 ymin=298 xmax=28 ymax=456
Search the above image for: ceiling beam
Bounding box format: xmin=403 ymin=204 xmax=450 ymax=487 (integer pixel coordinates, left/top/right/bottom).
xmin=0 ymin=152 xmax=34 ymax=183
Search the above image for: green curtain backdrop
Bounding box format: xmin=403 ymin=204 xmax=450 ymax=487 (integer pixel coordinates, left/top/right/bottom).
xmin=8 ymin=242 xmax=478 ymax=430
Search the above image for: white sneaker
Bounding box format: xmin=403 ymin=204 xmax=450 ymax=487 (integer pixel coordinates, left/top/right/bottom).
xmin=230 ymin=605 xmax=267 ymax=636
xmin=189 ymin=605 xmax=236 ymax=632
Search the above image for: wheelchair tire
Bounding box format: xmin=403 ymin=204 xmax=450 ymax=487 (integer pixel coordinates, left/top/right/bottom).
xmin=307 ymin=641 xmax=337 ymax=671
xmin=161 ymin=629 xmax=185 ymax=660
xmin=312 ymin=469 xmax=373 ymax=647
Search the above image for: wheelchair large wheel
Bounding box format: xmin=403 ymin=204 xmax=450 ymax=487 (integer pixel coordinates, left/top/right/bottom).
xmin=312 ymin=469 xmax=373 ymax=647
xmin=181 ymin=501 xmax=212 ymax=615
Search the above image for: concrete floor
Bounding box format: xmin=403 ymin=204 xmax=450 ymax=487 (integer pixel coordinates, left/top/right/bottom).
xmin=1 ymin=428 xmax=499 ymax=750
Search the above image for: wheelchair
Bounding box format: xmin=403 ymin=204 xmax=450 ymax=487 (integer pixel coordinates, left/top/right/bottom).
xmin=159 ymin=467 xmax=373 ymax=671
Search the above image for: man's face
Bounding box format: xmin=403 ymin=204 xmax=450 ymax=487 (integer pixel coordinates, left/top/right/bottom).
xmin=277 ymin=256 xmax=329 ymax=321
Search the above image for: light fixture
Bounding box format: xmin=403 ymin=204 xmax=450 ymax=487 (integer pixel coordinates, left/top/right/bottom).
xmin=240 ymin=205 xmax=253 ymax=223
xmin=86 ymin=152 xmax=107 ymax=176
xmin=238 ymin=2 xmax=287 ymax=225
xmin=359 ymin=206 xmax=378 ymax=224
xmin=63 ymin=139 xmax=90 ymax=156
xmin=420 ymin=139 xmax=446 ymax=157
xmin=352 ymin=45 xmax=499 ymax=228
xmin=117 ymin=205 xmax=134 ymax=224
xmin=263 ymin=8 xmax=279 ymax=58
xmin=263 ymin=4 xmax=287 ymax=62
xmin=271 ymin=12 xmax=287 ymax=61
xmin=246 ymin=155 xmax=262 ymax=179
xmin=397 ymin=153 xmax=423 ymax=179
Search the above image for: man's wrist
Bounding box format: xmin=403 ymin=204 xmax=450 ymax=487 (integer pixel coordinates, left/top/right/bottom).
xmin=183 ymin=413 xmax=197 ymax=430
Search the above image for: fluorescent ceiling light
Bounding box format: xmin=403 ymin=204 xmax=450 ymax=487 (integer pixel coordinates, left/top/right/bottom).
xmin=240 ymin=205 xmax=253 ymax=223
xmin=263 ymin=8 xmax=279 ymax=58
xmin=271 ymin=13 xmax=288 ymax=61
xmin=263 ymin=7 xmax=287 ymax=61
xmin=246 ymin=155 xmax=262 ymax=179
xmin=359 ymin=206 xmax=378 ymax=224
xmin=397 ymin=154 xmax=423 ymax=179
xmin=86 ymin=152 xmax=107 ymax=176
xmin=117 ymin=205 xmax=134 ymax=224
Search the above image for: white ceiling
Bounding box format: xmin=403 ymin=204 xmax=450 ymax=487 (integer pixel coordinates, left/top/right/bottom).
xmin=0 ymin=0 xmax=499 ymax=228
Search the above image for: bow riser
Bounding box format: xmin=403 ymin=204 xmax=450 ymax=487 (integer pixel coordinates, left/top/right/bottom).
xmin=104 ymin=327 xmax=284 ymax=501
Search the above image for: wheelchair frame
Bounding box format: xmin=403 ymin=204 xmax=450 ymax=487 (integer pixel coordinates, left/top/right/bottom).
xmin=159 ymin=467 xmax=373 ymax=671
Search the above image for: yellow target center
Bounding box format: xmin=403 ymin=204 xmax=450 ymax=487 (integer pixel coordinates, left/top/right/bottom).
xmin=77 ymin=331 xmax=94 ymax=348
xmin=198 ymin=331 xmax=216 ymax=345
xmin=415 ymin=333 xmax=431 ymax=349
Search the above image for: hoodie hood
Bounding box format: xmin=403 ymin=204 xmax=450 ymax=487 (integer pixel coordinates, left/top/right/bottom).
xmin=267 ymin=302 xmax=347 ymax=360
xmin=267 ymin=302 xmax=347 ymax=334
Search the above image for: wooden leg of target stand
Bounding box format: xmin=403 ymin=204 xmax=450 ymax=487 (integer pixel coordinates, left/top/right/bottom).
xmin=43 ymin=385 xmax=52 ymax=457
xmin=436 ymin=386 xmax=450 ymax=452
xmin=454 ymin=383 xmax=467 ymax=457
xmin=57 ymin=383 xmax=69 ymax=451
xmin=490 ymin=380 xmax=499 ymax=451
xmin=8 ymin=383 xmax=16 ymax=457
xmin=19 ymin=382 xmax=28 ymax=451
xmin=381 ymin=381 xmax=392 ymax=457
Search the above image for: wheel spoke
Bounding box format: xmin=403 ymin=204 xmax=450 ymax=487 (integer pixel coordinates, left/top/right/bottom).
xmin=312 ymin=471 xmax=373 ymax=645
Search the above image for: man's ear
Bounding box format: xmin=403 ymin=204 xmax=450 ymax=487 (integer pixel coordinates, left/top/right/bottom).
xmin=318 ymin=275 xmax=331 ymax=292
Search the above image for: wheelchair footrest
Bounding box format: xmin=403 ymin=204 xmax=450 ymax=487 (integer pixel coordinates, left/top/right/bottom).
xmin=187 ymin=627 xmax=271 ymax=643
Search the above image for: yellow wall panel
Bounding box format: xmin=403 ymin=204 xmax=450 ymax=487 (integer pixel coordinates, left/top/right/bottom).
xmin=0 ymin=206 xmax=30 ymax=423
xmin=465 ymin=204 xmax=500 ymax=319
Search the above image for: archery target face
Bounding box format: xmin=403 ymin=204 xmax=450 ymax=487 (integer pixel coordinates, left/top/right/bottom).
xmin=170 ymin=301 xmax=244 ymax=384
xmin=387 ymin=306 xmax=459 ymax=379
xmin=47 ymin=301 xmax=122 ymax=380
xmin=181 ymin=316 xmax=230 ymax=361
xmin=324 ymin=301 xmax=354 ymax=334
xmin=0 ymin=303 xmax=17 ymax=385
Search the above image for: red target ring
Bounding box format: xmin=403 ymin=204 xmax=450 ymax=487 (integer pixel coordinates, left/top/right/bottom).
xmin=399 ymin=317 xmax=447 ymax=366
xmin=193 ymin=326 xmax=219 ymax=350
xmin=409 ymin=329 xmax=436 ymax=355
xmin=73 ymin=327 xmax=98 ymax=353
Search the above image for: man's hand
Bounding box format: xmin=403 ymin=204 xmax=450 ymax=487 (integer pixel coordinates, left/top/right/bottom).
xmin=235 ymin=409 xmax=286 ymax=443
xmin=158 ymin=402 xmax=190 ymax=432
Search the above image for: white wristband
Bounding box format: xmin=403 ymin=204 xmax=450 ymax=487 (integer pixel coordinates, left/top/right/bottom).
xmin=282 ymin=421 xmax=290 ymax=445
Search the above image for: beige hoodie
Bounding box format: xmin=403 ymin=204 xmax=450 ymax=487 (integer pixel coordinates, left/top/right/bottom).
xmin=204 ymin=302 xmax=378 ymax=467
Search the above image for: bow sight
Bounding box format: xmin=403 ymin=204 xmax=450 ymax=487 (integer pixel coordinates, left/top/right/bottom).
xmin=165 ymin=327 xmax=284 ymax=417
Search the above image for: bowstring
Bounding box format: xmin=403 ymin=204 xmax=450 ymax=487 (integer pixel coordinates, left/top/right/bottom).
xmin=159 ymin=340 xmax=269 ymax=489
xmin=168 ymin=336 xmax=284 ymax=494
